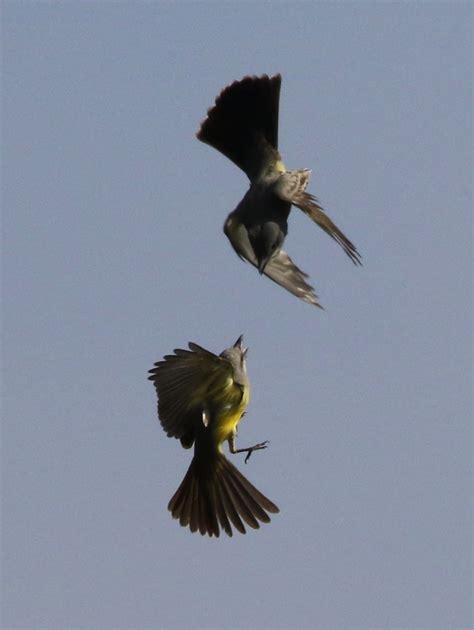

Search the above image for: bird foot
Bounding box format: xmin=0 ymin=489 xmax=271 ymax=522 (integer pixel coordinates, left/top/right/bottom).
xmin=243 ymin=441 xmax=269 ymax=464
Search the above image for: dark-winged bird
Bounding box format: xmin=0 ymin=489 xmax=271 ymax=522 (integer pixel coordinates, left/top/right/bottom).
xmin=197 ymin=74 xmax=361 ymax=307
xmin=148 ymin=335 xmax=279 ymax=538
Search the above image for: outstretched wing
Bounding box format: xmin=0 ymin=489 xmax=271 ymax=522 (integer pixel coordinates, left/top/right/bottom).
xmin=148 ymin=343 xmax=233 ymax=443
xmin=264 ymin=250 xmax=322 ymax=307
xmin=224 ymin=214 xmax=322 ymax=307
xmin=197 ymin=74 xmax=282 ymax=181
xmin=275 ymin=170 xmax=362 ymax=265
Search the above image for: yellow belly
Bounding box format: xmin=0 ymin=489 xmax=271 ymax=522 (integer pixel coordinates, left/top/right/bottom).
xmin=212 ymin=385 xmax=250 ymax=446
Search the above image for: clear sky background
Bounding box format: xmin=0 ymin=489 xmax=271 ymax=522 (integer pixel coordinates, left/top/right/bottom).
xmin=2 ymin=2 xmax=472 ymax=629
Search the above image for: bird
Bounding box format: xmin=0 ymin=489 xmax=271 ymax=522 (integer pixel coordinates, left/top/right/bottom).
xmin=196 ymin=73 xmax=362 ymax=307
xmin=148 ymin=335 xmax=279 ymax=537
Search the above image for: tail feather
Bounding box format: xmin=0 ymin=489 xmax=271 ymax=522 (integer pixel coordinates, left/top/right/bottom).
xmin=197 ymin=74 xmax=282 ymax=179
xmin=179 ymin=470 xmax=195 ymax=528
xmin=221 ymin=472 xmax=260 ymax=530
xmin=197 ymin=486 xmax=207 ymax=536
xmin=189 ymin=477 xmax=200 ymax=533
xmin=167 ymin=465 xmax=189 ymax=515
xmin=226 ymin=470 xmax=272 ymax=524
xmin=217 ymin=474 xmax=246 ymax=535
xmin=173 ymin=470 xmax=194 ymax=526
xmin=168 ymin=452 xmax=279 ymax=537
xmin=201 ymin=477 xmax=220 ymax=537
xmin=214 ymin=480 xmax=233 ymax=537
xmin=228 ymin=459 xmax=280 ymax=514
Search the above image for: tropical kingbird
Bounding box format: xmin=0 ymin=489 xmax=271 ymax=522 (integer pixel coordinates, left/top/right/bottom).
xmin=197 ymin=74 xmax=362 ymax=307
xmin=148 ymin=335 xmax=279 ymax=537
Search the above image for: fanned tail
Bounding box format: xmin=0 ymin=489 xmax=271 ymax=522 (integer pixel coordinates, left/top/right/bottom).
xmin=196 ymin=74 xmax=282 ymax=179
xmin=168 ymin=451 xmax=279 ymax=538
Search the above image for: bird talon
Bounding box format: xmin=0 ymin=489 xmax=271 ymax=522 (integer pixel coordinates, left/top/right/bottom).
xmin=244 ymin=441 xmax=269 ymax=464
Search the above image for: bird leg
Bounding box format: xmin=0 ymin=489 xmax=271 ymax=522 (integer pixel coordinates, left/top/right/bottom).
xmin=228 ymin=431 xmax=269 ymax=464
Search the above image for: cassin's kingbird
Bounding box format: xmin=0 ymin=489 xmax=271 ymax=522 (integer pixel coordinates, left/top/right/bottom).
xmin=148 ymin=335 xmax=279 ymax=537
xmin=197 ymin=74 xmax=362 ymax=307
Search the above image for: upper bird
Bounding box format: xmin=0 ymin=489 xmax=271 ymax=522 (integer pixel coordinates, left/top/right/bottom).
xmin=197 ymin=73 xmax=361 ymax=307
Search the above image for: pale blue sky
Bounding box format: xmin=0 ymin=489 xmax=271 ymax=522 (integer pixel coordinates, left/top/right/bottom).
xmin=2 ymin=2 xmax=472 ymax=629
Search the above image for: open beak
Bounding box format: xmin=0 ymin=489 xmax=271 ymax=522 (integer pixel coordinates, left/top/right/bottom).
xmin=233 ymin=335 xmax=248 ymax=356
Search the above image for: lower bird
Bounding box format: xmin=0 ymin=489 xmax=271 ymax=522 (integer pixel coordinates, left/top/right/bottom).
xmin=197 ymin=73 xmax=362 ymax=307
xmin=148 ymin=335 xmax=279 ymax=537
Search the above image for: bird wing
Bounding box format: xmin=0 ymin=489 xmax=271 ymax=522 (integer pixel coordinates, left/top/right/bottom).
xmin=275 ymin=170 xmax=362 ymax=265
xmin=224 ymin=215 xmax=322 ymax=307
xmin=148 ymin=343 xmax=234 ymax=442
xmin=197 ymin=74 xmax=282 ymax=181
xmin=264 ymin=250 xmax=322 ymax=307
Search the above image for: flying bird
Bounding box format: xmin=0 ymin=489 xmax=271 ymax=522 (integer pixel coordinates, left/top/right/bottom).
xmin=197 ymin=73 xmax=361 ymax=307
xmin=148 ymin=335 xmax=279 ymax=537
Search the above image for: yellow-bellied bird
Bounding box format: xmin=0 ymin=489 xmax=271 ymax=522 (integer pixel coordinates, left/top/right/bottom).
xmin=148 ymin=335 xmax=279 ymax=537
xmin=197 ymin=74 xmax=362 ymax=307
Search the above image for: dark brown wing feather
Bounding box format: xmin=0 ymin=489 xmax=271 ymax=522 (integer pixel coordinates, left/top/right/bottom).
xmin=148 ymin=343 xmax=231 ymax=441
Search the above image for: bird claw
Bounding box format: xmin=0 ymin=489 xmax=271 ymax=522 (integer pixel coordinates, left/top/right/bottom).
xmin=244 ymin=441 xmax=269 ymax=464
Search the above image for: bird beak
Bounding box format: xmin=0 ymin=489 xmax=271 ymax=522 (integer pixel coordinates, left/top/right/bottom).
xmin=234 ymin=335 xmax=248 ymax=355
xmin=258 ymin=257 xmax=269 ymax=274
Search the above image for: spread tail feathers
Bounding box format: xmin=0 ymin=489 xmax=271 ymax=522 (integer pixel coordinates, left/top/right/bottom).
xmin=168 ymin=451 xmax=279 ymax=537
xmin=197 ymin=74 xmax=282 ymax=179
